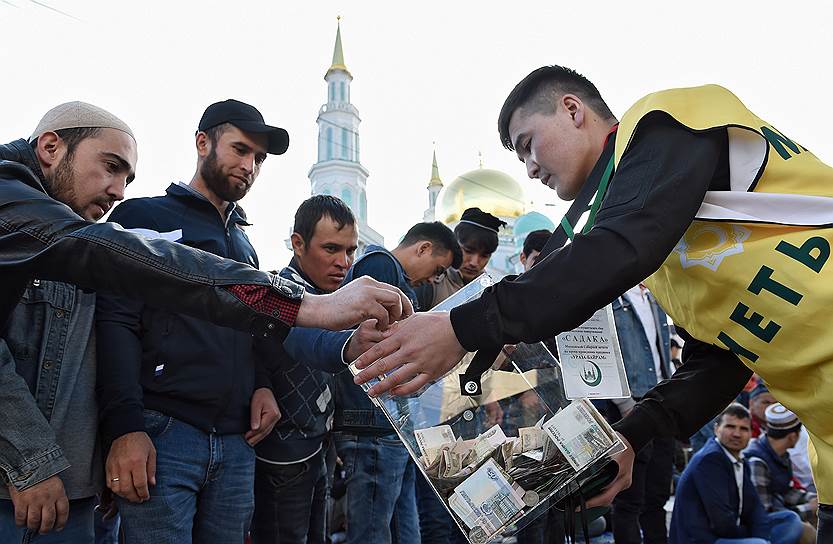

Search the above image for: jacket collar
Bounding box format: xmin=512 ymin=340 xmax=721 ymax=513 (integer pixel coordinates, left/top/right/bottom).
xmin=285 ymin=257 xmax=324 ymax=294
xmin=166 ymin=182 xmax=251 ymax=226
xmin=0 ymin=139 xmax=50 ymax=194
xmin=361 ymin=244 xmax=413 ymax=284
xmin=757 ymin=434 xmax=791 ymax=468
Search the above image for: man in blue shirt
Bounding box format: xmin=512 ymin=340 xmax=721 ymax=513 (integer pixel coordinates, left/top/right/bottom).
xmin=335 ymin=222 xmax=461 ymax=544
xmin=670 ymin=403 xmax=802 ymax=544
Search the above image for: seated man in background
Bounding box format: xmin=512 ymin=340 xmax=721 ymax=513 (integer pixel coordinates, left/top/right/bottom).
xmin=745 ymin=404 xmax=817 ymax=543
xmin=670 ymin=403 xmax=803 ymax=544
xmin=749 ymin=383 xmax=778 ymax=438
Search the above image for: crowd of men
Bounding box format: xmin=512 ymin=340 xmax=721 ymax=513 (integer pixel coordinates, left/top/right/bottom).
xmin=2 ymin=61 xmax=832 ymax=544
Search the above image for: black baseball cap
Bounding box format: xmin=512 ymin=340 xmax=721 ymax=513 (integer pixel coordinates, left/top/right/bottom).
xmin=198 ymin=99 xmax=289 ymax=155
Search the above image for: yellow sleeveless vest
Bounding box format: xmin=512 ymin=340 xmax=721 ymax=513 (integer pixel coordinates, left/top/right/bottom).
xmin=615 ymin=85 xmax=833 ymax=501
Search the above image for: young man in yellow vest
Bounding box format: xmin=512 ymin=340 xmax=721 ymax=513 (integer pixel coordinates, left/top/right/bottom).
xmin=352 ymin=65 xmax=833 ymax=540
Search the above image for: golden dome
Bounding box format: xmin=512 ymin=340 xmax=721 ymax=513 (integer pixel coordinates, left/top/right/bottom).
xmin=434 ymin=168 xmax=527 ymax=224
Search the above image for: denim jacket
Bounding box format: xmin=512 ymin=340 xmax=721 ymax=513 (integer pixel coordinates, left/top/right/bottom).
xmin=0 ymin=280 xmax=101 ymax=499
xmin=611 ymin=292 xmax=671 ymax=398
xmin=333 ymin=246 xmax=418 ymax=434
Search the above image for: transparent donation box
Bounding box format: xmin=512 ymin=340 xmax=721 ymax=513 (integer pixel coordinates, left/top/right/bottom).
xmin=350 ymin=275 xmax=626 ymax=544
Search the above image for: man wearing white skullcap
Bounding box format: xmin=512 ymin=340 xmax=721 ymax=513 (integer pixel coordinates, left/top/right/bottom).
xmin=745 ymin=403 xmax=818 ymax=542
xmin=0 ymin=103 xmax=139 ymax=542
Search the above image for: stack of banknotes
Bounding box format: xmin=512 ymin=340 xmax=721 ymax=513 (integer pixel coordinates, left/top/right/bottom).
xmin=414 ymin=400 xmax=620 ymax=543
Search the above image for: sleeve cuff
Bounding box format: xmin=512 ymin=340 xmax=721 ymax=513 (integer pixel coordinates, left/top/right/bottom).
xmin=612 ymin=404 xmax=661 ymax=454
xmin=254 ymin=368 xmax=274 ymax=391
xmin=5 ymin=446 xmax=70 ymax=492
xmin=224 ymin=284 xmax=303 ymax=327
xmin=450 ymin=296 xmax=494 ymax=352
xmin=341 ymin=330 xmax=357 ymax=364
xmin=102 ymin=408 xmax=146 ymax=444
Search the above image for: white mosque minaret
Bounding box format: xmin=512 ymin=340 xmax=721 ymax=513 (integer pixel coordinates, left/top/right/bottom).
xmin=308 ymin=17 xmax=384 ymax=253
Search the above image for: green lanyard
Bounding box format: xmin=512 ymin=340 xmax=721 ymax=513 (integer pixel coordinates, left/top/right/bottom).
xmin=559 ymin=156 xmax=615 ymax=241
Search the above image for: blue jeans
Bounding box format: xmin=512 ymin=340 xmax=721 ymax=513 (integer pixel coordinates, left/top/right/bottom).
xmin=0 ymin=496 xmax=95 ymax=543
xmin=93 ymin=505 xmax=119 ymax=544
xmin=335 ymin=433 xmax=420 ymax=544
xmin=819 ymin=504 xmax=833 ymax=543
xmin=117 ymin=410 xmax=255 ymax=544
xmin=251 ymin=447 xmax=329 ymax=544
xmin=415 ymin=472 xmax=466 ymax=544
xmin=714 ymin=510 xmax=803 ymax=544
xmin=768 ymin=510 xmax=803 ymax=544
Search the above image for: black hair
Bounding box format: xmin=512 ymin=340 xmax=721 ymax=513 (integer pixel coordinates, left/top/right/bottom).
xmin=30 ymin=127 xmax=103 ymax=157
xmin=399 ymin=221 xmax=463 ymax=269
xmin=767 ymin=424 xmax=802 ymax=440
xmin=522 ymin=229 xmax=552 ymax=258
xmin=454 ymin=222 xmax=499 ymax=256
xmin=204 ymin=122 xmax=231 ymax=144
xmin=716 ymin=403 xmax=751 ymax=426
xmin=498 ymin=65 xmax=615 ymax=150
xmin=293 ymin=195 xmax=356 ymax=244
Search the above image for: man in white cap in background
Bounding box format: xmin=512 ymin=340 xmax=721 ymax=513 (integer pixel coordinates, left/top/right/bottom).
xmin=745 ymin=403 xmax=818 ymax=542
xmin=0 ymin=101 xmax=412 ymax=541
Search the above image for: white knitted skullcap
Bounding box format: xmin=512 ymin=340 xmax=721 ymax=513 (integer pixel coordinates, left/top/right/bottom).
xmin=765 ymin=403 xmax=800 ymax=431
xmin=29 ymin=101 xmax=134 ymax=143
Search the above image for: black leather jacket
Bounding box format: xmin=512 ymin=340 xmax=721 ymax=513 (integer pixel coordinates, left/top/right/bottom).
xmin=0 ymin=139 xmax=303 ymax=340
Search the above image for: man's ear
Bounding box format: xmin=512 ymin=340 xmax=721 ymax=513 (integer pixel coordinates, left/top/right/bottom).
xmin=417 ymin=241 xmax=433 ymax=256
xmin=34 ymin=131 xmax=63 ymax=170
xmin=195 ymin=131 xmax=212 ymax=158
xmin=290 ymin=232 xmax=306 ymax=256
xmin=561 ymin=94 xmax=585 ymax=128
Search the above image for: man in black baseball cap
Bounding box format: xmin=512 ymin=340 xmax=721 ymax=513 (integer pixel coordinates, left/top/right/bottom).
xmin=199 ymin=98 xmax=289 ymax=155
xmin=96 ymin=99 xmax=292 ymax=542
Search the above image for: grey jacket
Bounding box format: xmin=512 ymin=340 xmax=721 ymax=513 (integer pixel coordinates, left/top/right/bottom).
xmin=0 ymin=281 xmax=101 ymax=499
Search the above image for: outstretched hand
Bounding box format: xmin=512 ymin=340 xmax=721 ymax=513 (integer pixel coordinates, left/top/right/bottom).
xmin=352 ymin=312 xmax=467 ymax=397
xmin=296 ymin=276 xmax=413 ymax=331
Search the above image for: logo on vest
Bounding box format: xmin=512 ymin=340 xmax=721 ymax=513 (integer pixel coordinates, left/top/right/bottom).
xmin=674 ymin=223 xmax=751 ymax=271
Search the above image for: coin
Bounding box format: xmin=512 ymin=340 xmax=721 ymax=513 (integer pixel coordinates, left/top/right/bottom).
xmin=523 ymin=490 xmax=540 ymax=507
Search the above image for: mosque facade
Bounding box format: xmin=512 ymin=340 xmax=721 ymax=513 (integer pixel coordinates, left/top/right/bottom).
xmin=310 ymin=20 xmax=554 ymax=277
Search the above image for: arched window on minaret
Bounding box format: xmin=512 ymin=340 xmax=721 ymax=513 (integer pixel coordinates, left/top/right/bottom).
xmin=341 ymin=187 xmax=352 ymax=210
xmin=342 ymin=127 xmax=350 ymax=160
xmin=327 ymin=127 xmax=334 ymax=160
xmin=360 ymin=191 xmax=367 ymax=222
xmin=339 ymin=81 xmax=346 ymax=102
xmin=355 ymin=133 xmax=360 ymax=162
